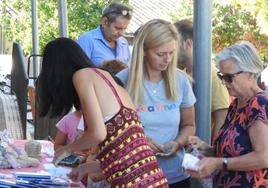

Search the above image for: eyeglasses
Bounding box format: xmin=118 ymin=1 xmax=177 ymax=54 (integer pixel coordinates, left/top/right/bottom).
xmin=217 ymin=71 xmax=244 ymax=83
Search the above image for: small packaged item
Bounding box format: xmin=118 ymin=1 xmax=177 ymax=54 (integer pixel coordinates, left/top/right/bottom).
xmin=24 ymin=140 xmax=42 ymax=159
xmin=14 ymin=172 xmax=51 ymax=180
xmin=0 ymin=179 xmax=17 ymax=187
xmin=14 ymin=172 xmax=69 ymax=187
xmin=163 ymin=145 xmax=172 ymax=153
xmin=58 ymin=154 xmax=86 ymax=168
xmin=187 ymin=147 xmax=213 ymax=188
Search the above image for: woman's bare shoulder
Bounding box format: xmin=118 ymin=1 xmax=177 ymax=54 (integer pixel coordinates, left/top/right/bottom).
xmin=73 ymin=68 xmax=111 ymax=78
xmin=73 ymin=67 xmax=91 ymax=76
xmin=72 ymin=68 xmax=96 ymax=83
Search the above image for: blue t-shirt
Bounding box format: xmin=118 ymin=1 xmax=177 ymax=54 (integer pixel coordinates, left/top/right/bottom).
xmin=116 ymin=69 xmax=196 ymax=184
xmin=77 ymin=26 xmax=130 ymax=67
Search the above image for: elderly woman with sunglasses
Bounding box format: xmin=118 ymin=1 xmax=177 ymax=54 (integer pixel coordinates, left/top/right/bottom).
xmin=187 ymin=41 xmax=268 ymax=187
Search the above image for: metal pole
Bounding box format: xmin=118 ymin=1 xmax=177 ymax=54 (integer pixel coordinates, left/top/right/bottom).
xmin=0 ymin=25 xmax=3 ymax=54
xmin=58 ymin=0 xmax=68 ymax=37
xmin=0 ymin=5 xmax=6 ymax=54
xmin=31 ymin=0 xmax=39 ymax=78
xmin=193 ymin=0 xmax=212 ymax=144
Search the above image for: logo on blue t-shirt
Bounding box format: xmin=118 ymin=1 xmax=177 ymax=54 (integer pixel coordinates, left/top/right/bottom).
xmin=137 ymin=103 xmax=179 ymax=112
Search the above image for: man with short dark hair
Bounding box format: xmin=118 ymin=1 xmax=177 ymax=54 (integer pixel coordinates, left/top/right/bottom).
xmin=174 ymin=19 xmax=230 ymax=141
xmin=77 ymin=2 xmax=132 ymax=67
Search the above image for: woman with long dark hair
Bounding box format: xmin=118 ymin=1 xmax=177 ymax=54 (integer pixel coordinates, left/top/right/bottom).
xmin=36 ymin=37 xmax=168 ymax=187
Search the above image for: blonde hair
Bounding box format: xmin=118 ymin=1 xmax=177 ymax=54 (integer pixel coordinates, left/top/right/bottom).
xmin=127 ymin=19 xmax=181 ymax=106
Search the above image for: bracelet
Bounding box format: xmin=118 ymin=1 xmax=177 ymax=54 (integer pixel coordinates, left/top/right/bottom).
xmin=222 ymin=157 xmax=228 ymax=171
xmin=174 ymin=140 xmax=182 ymax=149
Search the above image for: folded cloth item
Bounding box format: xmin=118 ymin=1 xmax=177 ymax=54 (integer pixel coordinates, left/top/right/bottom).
xmin=0 ymin=133 xmax=40 ymax=169
xmin=182 ymin=153 xmax=200 ymax=171
xmin=25 ymin=140 xmax=42 ymax=159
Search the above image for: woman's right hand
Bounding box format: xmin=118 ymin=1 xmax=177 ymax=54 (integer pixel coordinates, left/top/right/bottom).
xmin=188 ymin=136 xmax=210 ymax=151
xmin=188 ymin=136 xmax=205 ymax=149
xmin=146 ymin=137 xmax=164 ymax=153
xmin=68 ymin=157 xmax=103 ymax=182
xmin=188 ymin=136 xmax=214 ymax=157
xmin=52 ymin=145 xmax=72 ymax=165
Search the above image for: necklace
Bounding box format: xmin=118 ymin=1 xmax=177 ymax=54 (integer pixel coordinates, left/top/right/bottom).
xmin=146 ymin=80 xmax=162 ymax=94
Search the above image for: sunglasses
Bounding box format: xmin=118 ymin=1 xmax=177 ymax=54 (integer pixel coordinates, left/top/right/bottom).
xmin=103 ymin=9 xmax=133 ymax=17
xmin=217 ymin=71 xmax=244 ymax=83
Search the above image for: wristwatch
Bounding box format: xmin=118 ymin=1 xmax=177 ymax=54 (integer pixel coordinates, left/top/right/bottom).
xmin=223 ymin=157 xmax=228 ymax=170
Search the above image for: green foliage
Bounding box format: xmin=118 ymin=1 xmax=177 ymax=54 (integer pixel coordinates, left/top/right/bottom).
xmin=1 ymin=0 xmax=123 ymax=55
xmin=68 ymin=0 xmax=106 ymax=41
xmin=170 ymin=0 xmax=268 ymax=60
xmin=170 ymin=0 xmax=193 ymax=21
xmin=212 ymin=2 xmax=268 ymax=60
xmin=213 ymin=5 xmax=254 ymax=50
xmin=1 ymin=0 xmax=59 ymax=55
xmin=1 ymin=0 xmax=33 ymax=53
xmin=37 ymin=1 xmax=59 ymax=55
xmin=2 ymin=0 xmax=266 ymax=59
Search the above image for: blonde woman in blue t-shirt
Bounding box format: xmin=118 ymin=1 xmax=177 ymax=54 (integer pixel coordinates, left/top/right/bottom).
xmin=116 ymin=19 xmax=196 ymax=188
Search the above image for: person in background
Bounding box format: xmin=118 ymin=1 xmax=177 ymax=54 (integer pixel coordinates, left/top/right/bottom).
xmin=36 ymin=37 xmax=168 ymax=187
xmin=100 ymin=59 xmax=128 ymax=75
xmin=187 ymin=41 xmax=268 ymax=187
xmin=77 ymin=2 xmax=132 ymax=67
xmin=174 ymin=19 xmax=230 ymax=141
xmin=116 ymin=19 xmax=196 ymax=188
xmin=54 ymin=111 xmax=82 ymax=150
xmin=54 ymin=110 xmax=92 ymax=187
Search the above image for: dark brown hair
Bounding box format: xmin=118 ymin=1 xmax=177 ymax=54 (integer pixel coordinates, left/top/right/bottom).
xmin=174 ymin=19 xmax=193 ymax=42
xmin=100 ymin=60 xmax=127 ymax=75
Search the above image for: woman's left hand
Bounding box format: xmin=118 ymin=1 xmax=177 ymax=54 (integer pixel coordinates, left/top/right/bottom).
xmin=187 ymin=157 xmax=220 ymax=178
xmin=68 ymin=162 xmax=91 ymax=182
xmin=156 ymin=141 xmax=180 ymax=157
xmin=52 ymin=145 xmax=72 ymax=165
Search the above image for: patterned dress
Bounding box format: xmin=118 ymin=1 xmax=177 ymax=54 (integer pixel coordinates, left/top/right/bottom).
xmin=213 ymin=92 xmax=268 ymax=188
xmin=93 ymin=69 xmax=168 ymax=188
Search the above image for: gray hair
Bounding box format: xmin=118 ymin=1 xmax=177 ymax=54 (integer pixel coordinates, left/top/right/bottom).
xmin=215 ymin=41 xmax=263 ymax=77
xmin=102 ymin=2 xmax=132 ymax=24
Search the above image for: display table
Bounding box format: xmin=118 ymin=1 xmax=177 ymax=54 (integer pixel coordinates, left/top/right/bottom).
xmin=0 ymin=140 xmax=85 ymax=188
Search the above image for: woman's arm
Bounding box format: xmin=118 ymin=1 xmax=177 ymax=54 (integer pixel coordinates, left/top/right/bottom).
xmin=54 ymin=129 xmax=67 ymax=150
xmin=225 ymin=120 xmax=268 ymax=171
xmin=158 ymin=106 xmax=196 ymax=157
xmin=68 ymin=69 xmax=107 ymax=152
xmin=175 ymin=106 xmax=196 ymax=149
xmin=68 ymin=159 xmax=103 ymax=182
xmin=211 ymin=108 xmax=228 ymax=141
xmin=53 ymin=69 xmax=107 ymax=164
xmin=190 ymin=120 xmax=268 ymax=178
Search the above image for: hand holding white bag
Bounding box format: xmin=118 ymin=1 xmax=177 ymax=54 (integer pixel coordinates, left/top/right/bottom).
xmin=182 ymin=153 xmax=200 ymax=171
